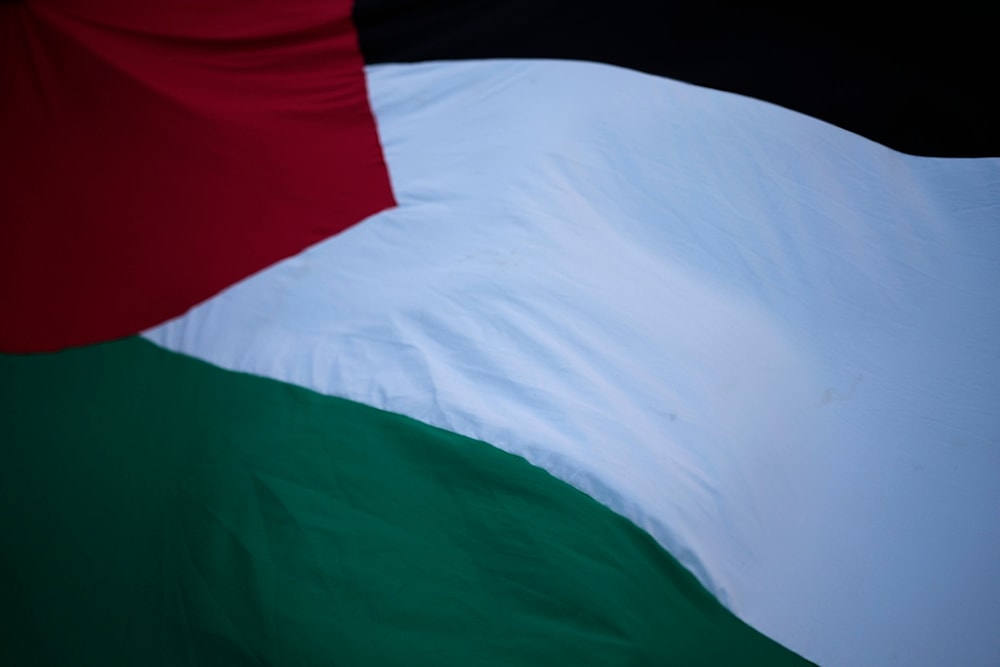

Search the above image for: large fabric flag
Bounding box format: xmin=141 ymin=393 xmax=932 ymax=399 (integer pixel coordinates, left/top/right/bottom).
xmin=2 ymin=2 xmax=999 ymax=666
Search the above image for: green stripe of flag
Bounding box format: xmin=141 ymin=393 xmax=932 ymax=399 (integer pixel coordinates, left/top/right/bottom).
xmin=0 ymin=337 xmax=812 ymax=666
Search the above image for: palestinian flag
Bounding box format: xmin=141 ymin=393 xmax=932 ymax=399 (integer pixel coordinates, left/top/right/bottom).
xmin=2 ymin=2 xmax=999 ymax=666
